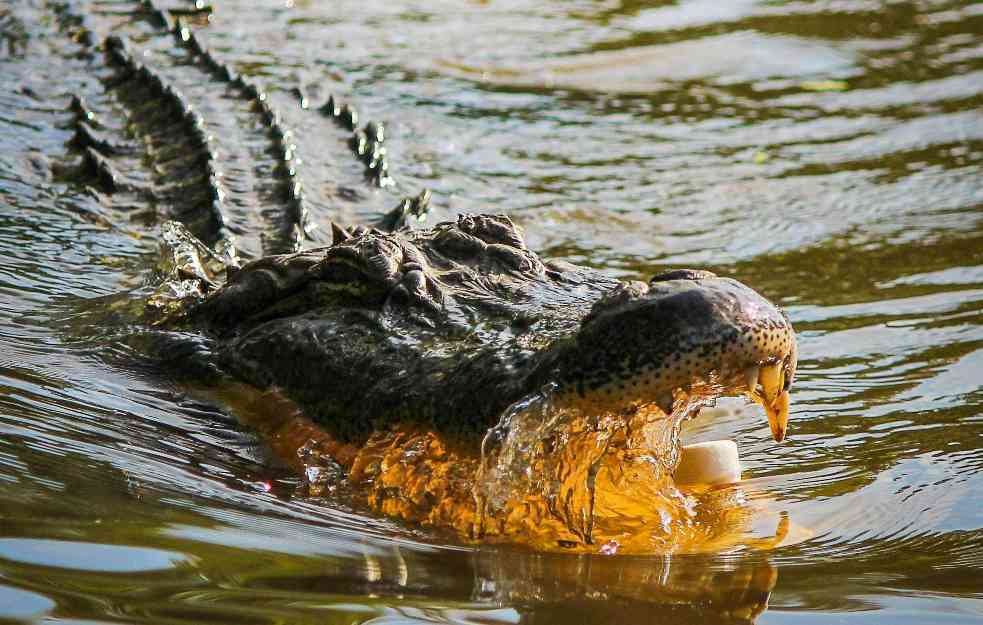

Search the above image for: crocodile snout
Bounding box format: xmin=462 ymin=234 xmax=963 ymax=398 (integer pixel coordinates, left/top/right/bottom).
xmin=555 ymin=271 xmax=797 ymax=442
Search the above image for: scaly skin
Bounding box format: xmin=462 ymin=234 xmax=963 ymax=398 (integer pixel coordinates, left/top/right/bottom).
xmin=50 ymin=0 xmax=797 ymax=551
xmin=153 ymin=214 xmax=797 ymax=550
xmin=170 ymin=214 xmax=797 ymax=446
xmin=160 ymin=215 xmax=796 ymax=551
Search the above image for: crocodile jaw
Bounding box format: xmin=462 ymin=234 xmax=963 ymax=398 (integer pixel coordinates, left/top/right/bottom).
xmin=551 ymin=273 xmax=797 ymax=442
xmin=747 ymin=362 xmax=793 ymax=443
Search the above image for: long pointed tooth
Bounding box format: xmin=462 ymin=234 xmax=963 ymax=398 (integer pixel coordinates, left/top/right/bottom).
xmin=759 ymin=363 xmax=784 ymax=403
xmin=765 ymin=390 xmax=790 ymax=443
xmin=745 ymin=365 xmax=760 ymax=394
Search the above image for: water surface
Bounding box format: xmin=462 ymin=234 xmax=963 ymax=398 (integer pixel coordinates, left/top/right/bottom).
xmin=1 ymin=0 xmax=981 ymax=623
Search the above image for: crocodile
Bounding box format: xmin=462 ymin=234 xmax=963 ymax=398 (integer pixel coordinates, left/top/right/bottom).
xmin=155 ymin=215 xmax=796 ymax=549
xmin=45 ymin=0 xmax=797 ymax=550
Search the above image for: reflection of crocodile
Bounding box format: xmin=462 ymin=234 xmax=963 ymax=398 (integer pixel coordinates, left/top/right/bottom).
xmin=289 ymin=540 xmax=780 ymax=624
xmin=54 ymin=0 xmax=796 ymax=550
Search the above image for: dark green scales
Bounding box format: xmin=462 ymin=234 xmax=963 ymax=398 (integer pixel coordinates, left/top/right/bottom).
xmin=157 ymin=214 xmax=795 ymax=444
xmin=58 ymin=1 xmax=796 ymax=447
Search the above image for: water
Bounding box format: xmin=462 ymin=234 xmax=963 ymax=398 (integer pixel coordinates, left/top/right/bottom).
xmin=1 ymin=0 xmax=981 ymax=622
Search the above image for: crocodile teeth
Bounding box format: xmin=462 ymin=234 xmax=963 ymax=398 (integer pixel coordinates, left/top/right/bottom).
xmin=765 ymin=390 xmax=790 ymax=443
xmin=744 ymin=365 xmax=759 ymax=394
xmin=759 ymin=363 xmax=784 ymax=404
xmin=746 ymin=363 xmax=790 ymax=443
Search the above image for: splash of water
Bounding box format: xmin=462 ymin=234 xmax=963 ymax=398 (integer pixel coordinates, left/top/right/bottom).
xmin=476 ymin=385 xmax=711 ymax=545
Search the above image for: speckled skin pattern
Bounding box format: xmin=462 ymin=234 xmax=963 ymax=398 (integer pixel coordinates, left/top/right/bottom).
xmin=552 ymin=269 xmax=797 ymax=412
xmin=168 ymin=215 xmax=797 ymax=444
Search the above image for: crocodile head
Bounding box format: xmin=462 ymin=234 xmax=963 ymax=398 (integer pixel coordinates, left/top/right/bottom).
xmin=544 ymin=268 xmax=797 ymax=443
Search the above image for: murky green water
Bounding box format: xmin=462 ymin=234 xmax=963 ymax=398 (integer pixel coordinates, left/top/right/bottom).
xmin=1 ymin=0 xmax=981 ymax=622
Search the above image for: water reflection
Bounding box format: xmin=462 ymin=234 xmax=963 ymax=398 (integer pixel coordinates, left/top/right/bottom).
xmin=0 ymin=446 xmax=779 ymax=623
xmin=0 ymin=539 xmax=190 ymax=572
xmin=440 ymin=31 xmax=858 ymax=93
xmin=475 ymin=549 xmax=777 ymax=624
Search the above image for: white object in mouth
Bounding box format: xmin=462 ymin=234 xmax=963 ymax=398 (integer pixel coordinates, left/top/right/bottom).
xmin=674 ymin=439 xmax=741 ymax=486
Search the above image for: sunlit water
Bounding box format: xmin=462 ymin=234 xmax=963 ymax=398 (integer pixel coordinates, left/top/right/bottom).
xmin=1 ymin=0 xmax=981 ymax=623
